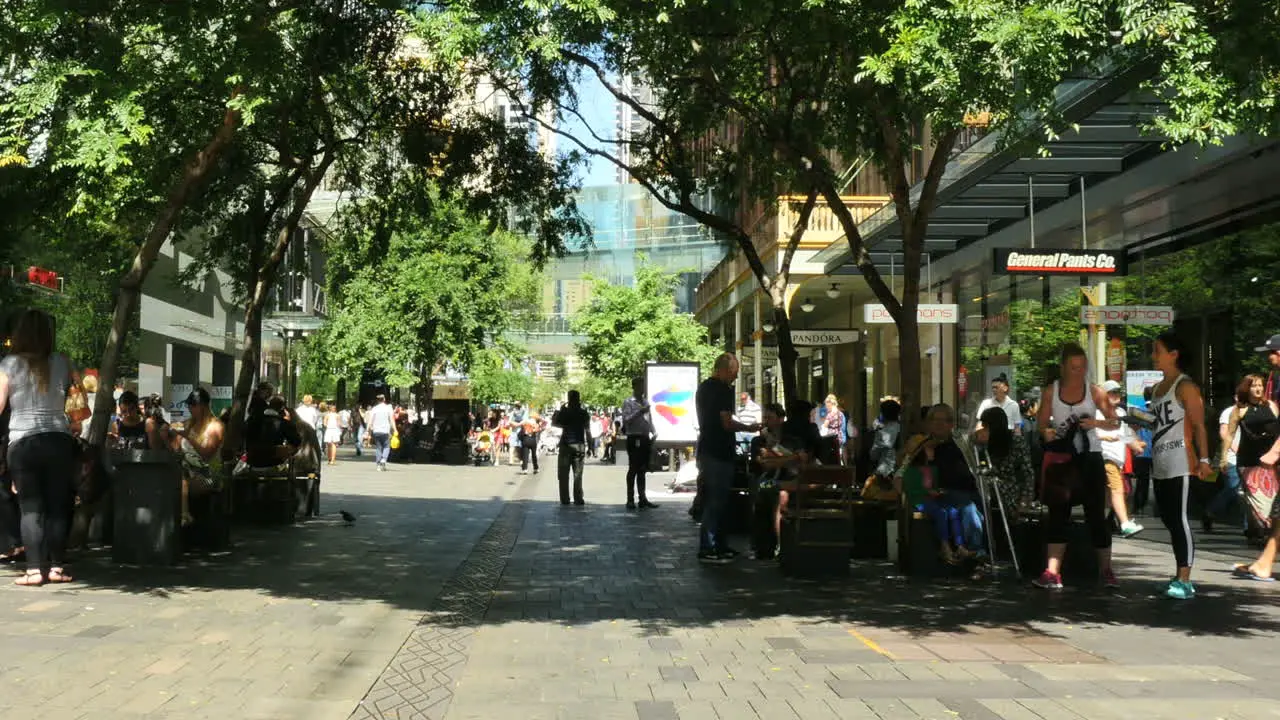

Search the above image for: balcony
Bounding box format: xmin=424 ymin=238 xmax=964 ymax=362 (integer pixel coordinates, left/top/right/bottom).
xmin=694 ymin=194 xmax=889 ymax=315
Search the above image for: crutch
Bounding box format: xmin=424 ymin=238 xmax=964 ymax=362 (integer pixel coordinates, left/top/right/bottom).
xmin=976 ymin=446 xmax=1021 ymax=578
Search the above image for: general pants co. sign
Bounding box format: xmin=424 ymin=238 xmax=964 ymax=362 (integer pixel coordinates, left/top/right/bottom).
xmin=994 ymin=248 xmax=1127 ymax=276
xmin=1079 ymin=306 xmax=1175 ymax=326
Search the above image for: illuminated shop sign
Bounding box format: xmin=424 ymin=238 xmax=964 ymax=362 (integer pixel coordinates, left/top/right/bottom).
xmin=993 ymin=249 xmax=1127 ymax=276
xmin=864 ymin=304 xmax=959 ymax=324
xmin=1080 ymin=306 xmax=1175 ymax=326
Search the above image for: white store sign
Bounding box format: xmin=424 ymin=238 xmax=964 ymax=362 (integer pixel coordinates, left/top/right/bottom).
xmin=864 ymin=303 xmax=960 ymax=325
xmin=790 ymin=330 xmax=861 ymax=346
xmin=1079 ymin=305 xmax=1175 ymax=326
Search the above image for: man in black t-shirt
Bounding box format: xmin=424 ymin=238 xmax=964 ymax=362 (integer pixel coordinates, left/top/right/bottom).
xmin=695 ymin=353 xmax=761 ymax=563
xmin=553 ymin=390 xmax=593 ymax=505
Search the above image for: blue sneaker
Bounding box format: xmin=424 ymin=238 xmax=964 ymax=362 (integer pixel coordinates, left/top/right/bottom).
xmin=1166 ymin=579 xmax=1196 ymax=600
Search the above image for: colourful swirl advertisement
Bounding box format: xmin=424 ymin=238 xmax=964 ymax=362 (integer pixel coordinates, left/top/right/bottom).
xmin=645 ymin=362 xmax=701 ymax=447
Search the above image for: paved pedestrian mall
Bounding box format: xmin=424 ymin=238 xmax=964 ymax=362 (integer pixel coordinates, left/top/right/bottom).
xmin=1 ymin=452 xmax=1279 ymax=720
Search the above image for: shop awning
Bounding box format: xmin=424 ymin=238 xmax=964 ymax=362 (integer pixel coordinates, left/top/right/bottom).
xmin=814 ymin=63 xmax=1173 ymax=276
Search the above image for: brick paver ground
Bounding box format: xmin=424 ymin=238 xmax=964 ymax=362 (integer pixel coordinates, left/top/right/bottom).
xmin=2 ymin=448 xmax=1279 ymax=719
xmin=0 ymin=450 xmax=519 ymax=720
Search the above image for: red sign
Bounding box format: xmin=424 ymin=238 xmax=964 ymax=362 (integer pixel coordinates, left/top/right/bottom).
xmin=25 ymin=267 xmax=60 ymax=291
xmin=958 ymin=366 xmax=969 ymax=399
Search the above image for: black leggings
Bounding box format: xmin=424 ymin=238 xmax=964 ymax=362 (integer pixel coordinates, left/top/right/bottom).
xmin=1154 ymin=475 xmax=1194 ymax=569
xmin=1045 ymin=452 xmax=1112 ymax=549
xmin=8 ymin=433 xmax=78 ymax=576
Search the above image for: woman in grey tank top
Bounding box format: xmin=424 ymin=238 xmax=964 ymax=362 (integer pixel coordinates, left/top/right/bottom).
xmin=0 ymin=309 xmax=83 ymax=586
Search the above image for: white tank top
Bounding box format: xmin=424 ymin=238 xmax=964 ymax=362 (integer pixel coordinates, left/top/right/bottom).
xmin=1151 ymin=374 xmax=1192 ymax=479
xmin=1050 ymin=381 xmax=1101 ymax=453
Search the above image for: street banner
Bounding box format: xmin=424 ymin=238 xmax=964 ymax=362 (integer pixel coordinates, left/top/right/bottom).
xmin=1080 ymin=305 xmax=1175 ymax=325
xmin=1106 ymin=338 xmax=1125 ymax=382
xmin=864 ymin=304 xmax=959 ymax=324
xmin=168 ymin=383 xmax=193 ymax=424
xmin=994 ymin=248 xmax=1127 ymax=276
xmin=210 ymin=385 xmax=233 ymax=415
xmin=1125 ymin=370 xmax=1163 ymax=410
xmin=645 ymin=362 xmax=700 ymax=448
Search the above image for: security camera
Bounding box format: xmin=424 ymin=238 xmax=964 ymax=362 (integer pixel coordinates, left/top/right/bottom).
xmin=924 ymin=346 xmax=938 ymax=357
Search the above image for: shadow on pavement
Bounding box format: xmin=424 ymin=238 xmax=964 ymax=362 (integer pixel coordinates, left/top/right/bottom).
xmin=58 ymin=481 xmax=1280 ymax=643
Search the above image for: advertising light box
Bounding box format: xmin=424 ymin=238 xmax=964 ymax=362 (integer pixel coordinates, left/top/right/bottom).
xmin=645 ymin=362 xmax=701 ymax=448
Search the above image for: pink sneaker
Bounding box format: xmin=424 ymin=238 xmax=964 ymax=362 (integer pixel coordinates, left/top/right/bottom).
xmin=1032 ymin=571 xmax=1063 ymax=589
xmin=1102 ymin=569 xmax=1119 ymax=589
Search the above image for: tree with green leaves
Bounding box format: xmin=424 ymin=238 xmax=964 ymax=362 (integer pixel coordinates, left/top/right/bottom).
xmin=467 ymin=348 xmax=534 ymax=407
xmin=571 ymin=261 xmax=718 ymax=397
xmin=441 ymin=0 xmax=1280 ymax=428
xmin=313 ymin=191 xmax=542 ymax=413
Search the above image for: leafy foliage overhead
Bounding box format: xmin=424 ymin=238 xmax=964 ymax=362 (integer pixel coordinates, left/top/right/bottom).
xmin=314 ymin=189 xmax=542 ymax=393
xmin=571 ymin=260 xmax=718 ymax=392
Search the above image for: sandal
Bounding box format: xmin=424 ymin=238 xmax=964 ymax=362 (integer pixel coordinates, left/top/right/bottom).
xmin=15 ymin=570 xmax=43 ymax=587
xmin=46 ymin=568 xmax=73 ymax=584
xmin=1232 ymin=564 xmax=1275 ymax=582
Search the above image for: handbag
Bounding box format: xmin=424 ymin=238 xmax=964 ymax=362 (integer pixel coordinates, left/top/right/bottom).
xmin=65 ymin=386 xmax=91 ymax=423
xmin=1040 ymin=451 xmax=1079 ymax=506
xmin=390 ymin=432 xmax=401 ymax=450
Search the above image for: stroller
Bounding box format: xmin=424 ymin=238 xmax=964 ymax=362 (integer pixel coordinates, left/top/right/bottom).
xmin=538 ymin=425 xmax=562 ymax=456
xmin=472 ymin=430 xmax=494 ymax=466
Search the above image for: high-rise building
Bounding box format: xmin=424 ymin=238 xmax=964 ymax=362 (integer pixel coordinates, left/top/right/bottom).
xmin=515 ymin=183 xmax=728 ymax=368
xmin=615 ymin=75 xmax=655 ymax=185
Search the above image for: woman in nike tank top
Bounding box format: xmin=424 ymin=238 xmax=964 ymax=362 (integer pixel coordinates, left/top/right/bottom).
xmin=1148 ymin=331 xmax=1213 ymax=599
xmin=1032 ymin=343 xmax=1122 ymax=590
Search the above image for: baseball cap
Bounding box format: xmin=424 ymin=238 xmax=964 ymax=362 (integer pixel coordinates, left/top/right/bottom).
xmin=184 ymin=387 xmax=211 ymax=406
xmin=1255 ymin=334 xmax=1280 ymax=353
xmin=1101 ymin=380 xmax=1123 ymax=393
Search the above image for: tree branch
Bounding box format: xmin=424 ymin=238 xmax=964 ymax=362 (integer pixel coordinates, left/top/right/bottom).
xmin=777 ymin=185 xmax=818 ymax=291
xmin=913 ymin=127 xmax=962 ymax=229
xmin=872 ymin=99 xmax=915 ymax=241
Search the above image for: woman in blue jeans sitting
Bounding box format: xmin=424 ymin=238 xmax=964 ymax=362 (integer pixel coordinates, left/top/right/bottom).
xmin=912 ymin=404 xmax=984 ymax=565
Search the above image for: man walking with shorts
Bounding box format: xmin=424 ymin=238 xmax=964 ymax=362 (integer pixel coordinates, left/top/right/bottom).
xmin=695 ymin=353 xmax=760 ymax=563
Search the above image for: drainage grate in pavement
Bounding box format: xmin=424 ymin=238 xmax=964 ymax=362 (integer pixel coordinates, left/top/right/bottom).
xmin=347 ymin=472 xmax=538 ymax=720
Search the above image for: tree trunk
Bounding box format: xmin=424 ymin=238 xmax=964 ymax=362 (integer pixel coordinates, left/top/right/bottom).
xmin=896 ymin=310 xmax=922 ymax=435
xmin=769 ymin=286 xmax=798 ymax=407
xmin=88 ymin=103 xmax=243 ymax=447
xmin=223 ymin=155 xmax=335 ymax=460
xmin=417 ymin=371 xmax=435 ymax=419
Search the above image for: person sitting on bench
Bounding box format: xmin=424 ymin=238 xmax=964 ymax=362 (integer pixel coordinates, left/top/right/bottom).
xmin=975 ymin=406 xmax=1037 ymax=518
xmin=245 ymin=394 xmax=303 ymax=470
xmin=908 ymin=404 xmax=984 ymax=565
xmin=755 ymin=401 xmax=821 ymax=545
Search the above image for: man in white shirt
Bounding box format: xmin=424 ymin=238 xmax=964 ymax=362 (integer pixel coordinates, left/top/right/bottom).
xmin=974 ymin=377 xmax=1021 ymax=435
xmin=621 ymin=377 xmax=657 ymax=509
xmin=295 ymin=395 xmax=320 ymax=430
xmin=364 ymin=394 xmax=395 ymax=471
xmin=1204 ymin=401 xmax=1246 ymax=532
xmin=735 ymin=392 xmax=762 ymax=446
xmin=1096 ymin=380 xmax=1144 ymax=537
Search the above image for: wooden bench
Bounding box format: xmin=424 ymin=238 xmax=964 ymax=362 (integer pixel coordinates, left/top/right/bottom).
xmin=779 ymin=466 xmax=856 ymax=577
xmin=231 ymin=460 xmax=316 ymax=525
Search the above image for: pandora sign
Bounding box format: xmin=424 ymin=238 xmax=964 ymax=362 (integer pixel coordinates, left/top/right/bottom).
xmin=994 ymin=248 xmax=1127 ymax=276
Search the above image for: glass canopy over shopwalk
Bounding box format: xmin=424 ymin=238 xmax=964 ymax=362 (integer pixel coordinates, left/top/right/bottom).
xmin=813 ymin=63 xmax=1174 ymax=276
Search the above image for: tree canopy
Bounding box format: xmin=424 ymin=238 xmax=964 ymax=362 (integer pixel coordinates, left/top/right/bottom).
xmin=571 ymin=260 xmax=718 ymax=397
xmin=313 ymin=189 xmax=542 ymax=409
xmin=437 ymin=0 xmax=1280 ymax=426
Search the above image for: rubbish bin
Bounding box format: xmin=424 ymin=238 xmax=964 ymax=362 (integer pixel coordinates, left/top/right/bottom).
xmin=111 ymin=449 xmax=182 ymax=565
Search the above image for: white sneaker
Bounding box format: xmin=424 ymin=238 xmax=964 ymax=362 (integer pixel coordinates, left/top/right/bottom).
xmin=1120 ymin=520 xmax=1144 ymax=537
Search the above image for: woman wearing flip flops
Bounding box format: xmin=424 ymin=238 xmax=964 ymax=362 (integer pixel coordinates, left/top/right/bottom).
xmin=0 ymin=309 xmax=83 ymax=587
